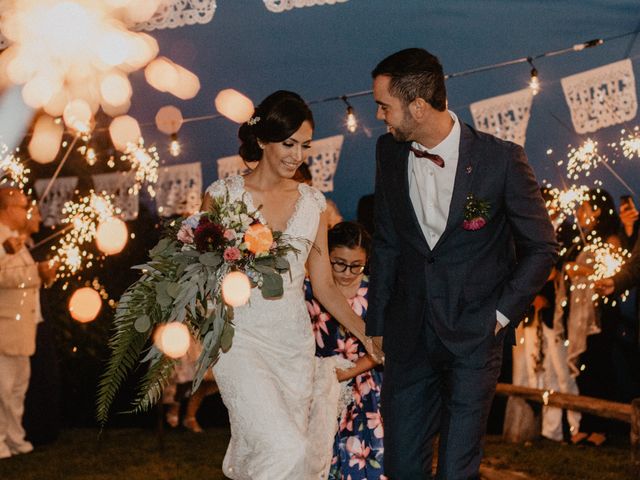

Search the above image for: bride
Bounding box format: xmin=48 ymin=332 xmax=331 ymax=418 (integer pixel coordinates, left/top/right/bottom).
xmin=202 ymin=91 xmax=382 ymax=479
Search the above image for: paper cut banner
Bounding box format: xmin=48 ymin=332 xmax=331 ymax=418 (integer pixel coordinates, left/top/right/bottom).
xmin=470 ymin=89 xmax=533 ymax=146
xmin=92 ymin=170 xmax=139 ymax=221
xmin=155 ymin=161 xmax=202 ymax=217
xmin=34 ymin=176 xmax=78 ymax=227
xmin=561 ymin=59 xmax=637 ymax=134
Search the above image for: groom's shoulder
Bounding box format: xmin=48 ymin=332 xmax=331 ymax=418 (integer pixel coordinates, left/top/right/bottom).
xmin=376 ymin=132 xmax=396 ymax=149
xmin=465 ymin=123 xmax=524 ymax=157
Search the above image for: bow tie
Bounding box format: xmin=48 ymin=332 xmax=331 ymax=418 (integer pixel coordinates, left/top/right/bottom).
xmin=410 ymin=146 xmax=445 ymax=168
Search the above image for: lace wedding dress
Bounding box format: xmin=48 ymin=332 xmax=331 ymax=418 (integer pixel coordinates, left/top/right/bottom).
xmin=207 ymin=175 xmax=332 ymax=480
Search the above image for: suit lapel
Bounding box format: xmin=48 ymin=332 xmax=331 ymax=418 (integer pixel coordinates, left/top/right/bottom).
xmin=434 ymin=123 xmax=479 ymax=249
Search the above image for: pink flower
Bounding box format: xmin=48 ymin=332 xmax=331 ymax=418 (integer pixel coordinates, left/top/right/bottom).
xmin=355 ymin=371 xmax=376 ymax=397
xmin=346 ymin=437 xmax=371 ymax=470
xmin=177 ymin=225 xmax=194 ymax=244
xmin=223 ymin=229 xmax=236 ymax=241
xmin=348 ymin=287 xmax=368 ymax=316
xmin=223 ymin=247 xmax=242 ymax=262
xmin=463 ymin=217 xmax=487 ymax=231
xmin=366 ymin=411 xmax=384 ymax=439
xmin=335 ymin=337 xmax=360 ymax=362
xmin=307 ymin=299 xmax=330 ymax=348
xmin=339 ymin=407 xmax=358 ymax=432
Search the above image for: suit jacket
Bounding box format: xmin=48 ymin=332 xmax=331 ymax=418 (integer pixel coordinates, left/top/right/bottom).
xmin=0 ymin=224 xmax=41 ymax=356
xmin=366 ymin=123 xmax=558 ymax=362
xmin=614 ymin=233 xmax=640 ymax=294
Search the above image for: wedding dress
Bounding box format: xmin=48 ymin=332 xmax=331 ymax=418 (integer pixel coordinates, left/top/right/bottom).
xmin=207 ymin=175 xmax=331 ymax=480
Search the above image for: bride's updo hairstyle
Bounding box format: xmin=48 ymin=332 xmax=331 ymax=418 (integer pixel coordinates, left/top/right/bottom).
xmin=238 ymin=90 xmax=314 ymax=162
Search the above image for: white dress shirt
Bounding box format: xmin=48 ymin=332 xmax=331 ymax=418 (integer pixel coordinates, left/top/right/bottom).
xmin=408 ymin=111 xmax=510 ymax=328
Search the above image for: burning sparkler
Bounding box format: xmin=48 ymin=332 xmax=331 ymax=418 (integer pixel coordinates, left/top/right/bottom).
xmin=563 ymin=139 xmax=604 ymax=180
xmin=0 ymin=145 xmax=30 ymax=188
xmin=52 ymin=191 xmax=121 ymax=277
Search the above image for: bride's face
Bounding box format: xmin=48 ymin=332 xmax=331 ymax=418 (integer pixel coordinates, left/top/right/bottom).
xmin=262 ymin=120 xmax=313 ymax=179
xmin=330 ymin=246 xmax=367 ymax=289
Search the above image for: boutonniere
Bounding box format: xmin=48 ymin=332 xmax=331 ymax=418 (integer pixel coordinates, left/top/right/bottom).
xmin=463 ymin=194 xmax=490 ymax=231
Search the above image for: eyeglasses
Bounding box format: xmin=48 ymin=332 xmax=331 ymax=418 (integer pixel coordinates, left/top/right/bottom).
xmin=330 ymin=260 xmax=366 ymax=275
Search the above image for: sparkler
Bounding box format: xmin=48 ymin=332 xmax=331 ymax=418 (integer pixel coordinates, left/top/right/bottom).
xmin=121 ymin=139 xmax=159 ymax=197
xmin=52 ymin=192 xmax=120 ymax=277
xmin=0 ymin=145 xmax=30 ymax=188
xmin=616 ymin=126 xmax=640 ymax=160
xmin=546 ymin=185 xmax=590 ymax=222
xmin=563 ymin=139 xmax=604 ymax=180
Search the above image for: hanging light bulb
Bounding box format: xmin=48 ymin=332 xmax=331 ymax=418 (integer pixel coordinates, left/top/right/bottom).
xmin=527 ymin=58 xmax=540 ymax=96
xmin=169 ymin=133 xmax=181 ymax=157
xmin=342 ymin=96 xmax=358 ymax=133
xmin=85 ymin=147 xmax=97 ymax=166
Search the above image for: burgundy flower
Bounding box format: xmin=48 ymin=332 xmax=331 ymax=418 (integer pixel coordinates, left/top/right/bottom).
xmin=463 ymin=217 xmax=487 ymax=231
xmin=193 ymin=217 xmax=225 ymax=252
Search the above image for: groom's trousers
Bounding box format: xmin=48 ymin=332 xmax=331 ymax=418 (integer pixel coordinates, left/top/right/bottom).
xmin=381 ymin=321 xmax=505 ymax=480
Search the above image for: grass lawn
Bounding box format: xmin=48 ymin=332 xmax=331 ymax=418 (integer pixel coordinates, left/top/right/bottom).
xmin=0 ymin=428 xmax=637 ymax=479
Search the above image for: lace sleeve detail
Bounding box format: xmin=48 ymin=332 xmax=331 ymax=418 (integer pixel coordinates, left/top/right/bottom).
xmin=301 ymin=184 xmax=326 ymax=213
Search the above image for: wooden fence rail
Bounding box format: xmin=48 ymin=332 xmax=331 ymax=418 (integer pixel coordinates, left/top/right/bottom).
xmin=495 ymin=383 xmax=640 ymax=464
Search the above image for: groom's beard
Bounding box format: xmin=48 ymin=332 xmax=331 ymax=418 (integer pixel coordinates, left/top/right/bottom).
xmin=388 ymin=110 xmax=418 ymax=143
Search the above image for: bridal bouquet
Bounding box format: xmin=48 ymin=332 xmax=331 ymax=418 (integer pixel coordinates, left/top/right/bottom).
xmin=96 ymin=191 xmax=304 ymax=424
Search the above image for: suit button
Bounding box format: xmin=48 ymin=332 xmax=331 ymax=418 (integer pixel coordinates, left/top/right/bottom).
xmin=427 ymin=258 xmax=435 ymax=264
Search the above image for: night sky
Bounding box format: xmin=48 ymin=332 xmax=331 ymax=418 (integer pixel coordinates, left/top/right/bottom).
xmin=127 ymin=0 xmax=640 ymax=220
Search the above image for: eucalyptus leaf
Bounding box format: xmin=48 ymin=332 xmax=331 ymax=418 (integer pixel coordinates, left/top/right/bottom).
xmin=254 ymin=264 xmax=276 ymax=275
xmin=261 ymin=273 xmax=283 ymax=298
xmin=199 ymin=252 xmax=222 ymax=267
xmin=166 ymin=282 xmax=181 ymax=299
xmin=134 ymin=315 xmax=151 ymax=333
xmin=155 ymin=282 xmax=172 ymax=307
xmin=274 ymin=256 xmax=290 ymax=271
xmin=220 ymin=323 xmax=235 ymax=352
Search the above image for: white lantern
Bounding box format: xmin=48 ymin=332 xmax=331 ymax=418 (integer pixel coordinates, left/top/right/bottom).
xmin=63 ymin=99 xmax=93 ymax=133
xmin=144 ymin=57 xmax=179 ymax=93
xmin=109 ymin=115 xmax=141 ymax=152
xmin=168 ymin=65 xmax=200 ymax=100
xmin=155 ymin=106 xmax=183 ymax=135
xmin=28 ymin=115 xmax=63 ymax=164
xmin=215 ymin=89 xmax=254 ymax=124
xmin=155 ymin=322 xmax=190 ymax=359
xmin=68 ymin=287 xmax=102 ymax=323
xmin=100 ymin=73 xmax=132 ymax=107
xmin=95 ymin=217 xmax=128 ymax=255
xmin=222 ymin=271 xmax=251 ymax=307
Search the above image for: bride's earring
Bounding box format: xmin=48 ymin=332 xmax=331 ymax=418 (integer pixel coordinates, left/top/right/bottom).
xmin=257 ymin=141 xmax=265 ymax=150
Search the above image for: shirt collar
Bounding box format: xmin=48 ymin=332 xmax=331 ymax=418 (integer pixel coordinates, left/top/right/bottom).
xmin=411 ymin=110 xmax=460 ymax=158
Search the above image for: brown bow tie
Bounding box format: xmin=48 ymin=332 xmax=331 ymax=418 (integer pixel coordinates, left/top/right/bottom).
xmin=410 ymin=146 xmax=445 ymax=168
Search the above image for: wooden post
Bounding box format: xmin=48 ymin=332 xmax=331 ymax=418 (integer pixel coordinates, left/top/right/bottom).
xmin=156 ymin=403 xmax=165 ymax=452
xmin=631 ymin=398 xmax=640 ymax=471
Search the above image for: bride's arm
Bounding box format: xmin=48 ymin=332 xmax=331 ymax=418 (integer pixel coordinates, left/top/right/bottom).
xmin=307 ymin=212 xmax=383 ymax=363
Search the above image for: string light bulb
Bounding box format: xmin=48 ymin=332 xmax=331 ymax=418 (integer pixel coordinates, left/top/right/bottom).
xmin=527 ymin=58 xmax=540 ymax=96
xmin=342 ymin=96 xmax=358 ymax=133
xmin=169 ymin=133 xmax=181 ymax=157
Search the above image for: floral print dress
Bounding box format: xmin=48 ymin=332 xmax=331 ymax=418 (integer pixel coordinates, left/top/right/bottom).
xmin=305 ymin=279 xmax=385 ymax=480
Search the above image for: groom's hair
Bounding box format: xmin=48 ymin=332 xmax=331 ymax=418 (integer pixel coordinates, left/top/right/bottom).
xmin=372 ymin=48 xmax=447 ymax=112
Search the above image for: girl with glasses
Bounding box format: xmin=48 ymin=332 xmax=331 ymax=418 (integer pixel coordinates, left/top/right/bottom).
xmin=305 ymin=221 xmax=385 ymax=480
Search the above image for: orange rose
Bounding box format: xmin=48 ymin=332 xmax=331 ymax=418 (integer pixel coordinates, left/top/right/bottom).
xmin=243 ymin=223 xmax=274 ymax=255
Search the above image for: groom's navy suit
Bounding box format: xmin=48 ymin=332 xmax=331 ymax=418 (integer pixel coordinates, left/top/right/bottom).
xmin=367 ymin=123 xmax=557 ymax=479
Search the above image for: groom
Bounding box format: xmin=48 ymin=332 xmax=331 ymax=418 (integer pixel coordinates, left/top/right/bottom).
xmin=367 ymin=48 xmax=557 ymax=479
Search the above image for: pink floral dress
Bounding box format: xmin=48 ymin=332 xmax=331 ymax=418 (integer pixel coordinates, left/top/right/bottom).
xmin=305 ymin=279 xmax=386 ymax=480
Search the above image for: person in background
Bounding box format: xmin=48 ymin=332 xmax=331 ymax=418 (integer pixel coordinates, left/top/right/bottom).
xmin=305 ymin=221 xmax=384 ymax=480
xmin=163 ymin=342 xmax=219 ymax=433
xmin=564 ymin=189 xmax=620 ymax=445
xmin=20 ymin=199 xmax=61 ymax=446
xmin=0 ymin=187 xmax=56 ymax=459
